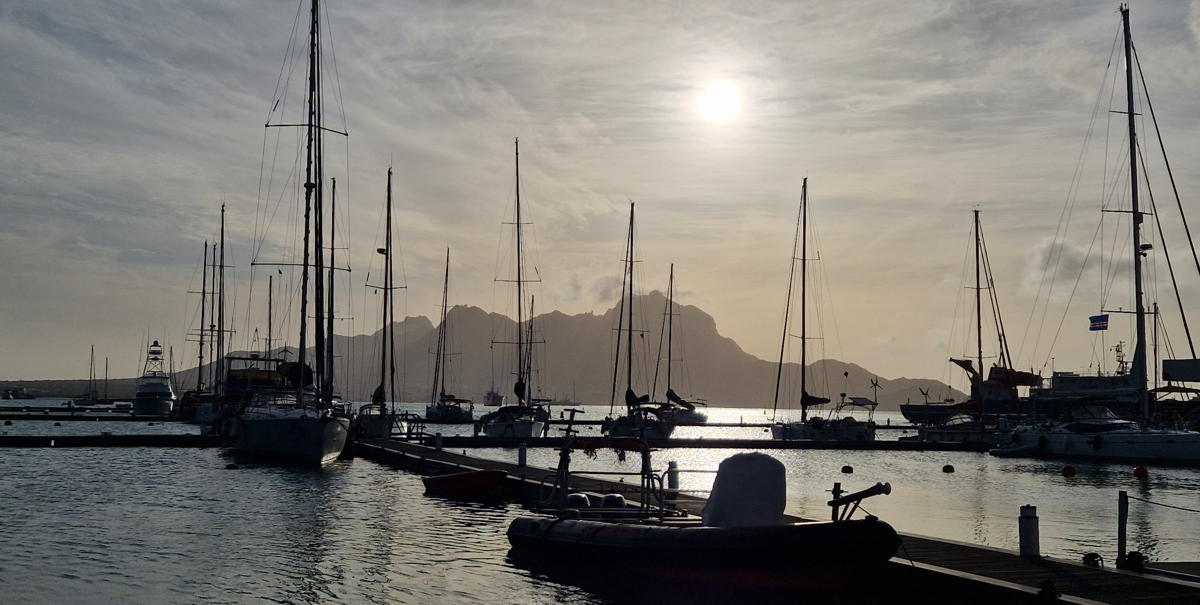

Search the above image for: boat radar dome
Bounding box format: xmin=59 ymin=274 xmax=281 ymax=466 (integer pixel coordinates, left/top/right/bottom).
xmin=701 ymin=452 xmax=785 ymax=528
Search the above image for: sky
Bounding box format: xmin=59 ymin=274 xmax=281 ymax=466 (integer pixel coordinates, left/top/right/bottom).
xmin=3 ymin=0 xmax=1200 ymax=393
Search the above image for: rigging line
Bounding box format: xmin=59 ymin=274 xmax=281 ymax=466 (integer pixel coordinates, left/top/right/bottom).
xmin=320 ymin=0 xmax=350 ymax=133
xmin=1017 ymin=23 xmax=1122 ymax=367
xmin=1139 ymin=143 xmax=1195 ymax=357
xmin=1133 ymin=47 xmax=1197 ymax=357
xmin=772 ymin=184 xmax=804 ymax=419
xmin=1126 ymin=495 xmax=1200 ymax=515
xmin=1041 ymin=214 xmax=1108 ymax=370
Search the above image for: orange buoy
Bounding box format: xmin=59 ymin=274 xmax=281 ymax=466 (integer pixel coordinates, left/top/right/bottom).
xmin=1133 ymin=466 xmax=1149 ymax=479
xmin=943 ymin=464 xmax=955 ymax=473
xmin=841 ymin=465 xmax=854 ymax=474
xmin=1061 ymin=465 xmax=1076 ymax=477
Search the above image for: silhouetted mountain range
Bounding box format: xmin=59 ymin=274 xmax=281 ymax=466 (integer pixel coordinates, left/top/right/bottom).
xmin=7 ymin=292 xmax=966 ymax=410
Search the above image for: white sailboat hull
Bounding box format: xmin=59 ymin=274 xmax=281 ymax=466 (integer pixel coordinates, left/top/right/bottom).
xmin=999 ymin=427 xmax=1200 ymax=464
xmin=772 ymin=419 xmax=875 ymax=442
xmin=483 ymin=418 xmax=545 ymax=439
xmin=230 ymin=412 xmax=350 ymax=465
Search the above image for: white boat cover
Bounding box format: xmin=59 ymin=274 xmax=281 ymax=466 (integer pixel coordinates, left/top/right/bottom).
xmin=702 ymin=452 xmax=786 ymax=528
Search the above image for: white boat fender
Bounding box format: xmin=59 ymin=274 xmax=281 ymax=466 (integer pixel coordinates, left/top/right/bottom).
xmin=701 ymin=452 xmax=785 ymax=528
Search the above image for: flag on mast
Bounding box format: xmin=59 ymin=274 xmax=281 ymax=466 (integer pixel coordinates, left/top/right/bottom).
xmin=1089 ymin=315 xmax=1109 ymax=331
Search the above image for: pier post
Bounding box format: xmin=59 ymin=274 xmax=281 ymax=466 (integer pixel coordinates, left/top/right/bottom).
xmin=667 ymin=461 xmax=679 ymax=500
xmin=1019 ymin=505 xmax=1040 ymax=557
xmin=518 ymin=443 xmax=527 ymax=467
xmin=434 ymin=432 xmax=443 ymax=451
xmin=1117 ymin=490 xmax=1128 ymax=567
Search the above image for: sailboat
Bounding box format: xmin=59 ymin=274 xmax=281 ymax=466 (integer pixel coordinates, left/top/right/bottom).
xmin=478 ymin=139 xmax=548 ymax=439
xmin=70 ymin=345 xmax=102 ymax=408
xmin=601 ymin=203 xmax=675 ymax=439
xmin=226 ymin=0 xmax=350 ymax=464
xmin=425 ymin=249 xmax=475 ymax=423
xmin=901 ymin=210 xmax=1042 ymax=435
xmin=132 ymin=339 xmax=175 ymax=415
xmin=357 ymin=167 xmax=404 ymax=439
xmin=654 ymin=265 xmax=707 ymax=424
xmin=770 ymin=179 xmax=875 ymax=442
xmin=992 ymin=6 xmax=1200 ymax=464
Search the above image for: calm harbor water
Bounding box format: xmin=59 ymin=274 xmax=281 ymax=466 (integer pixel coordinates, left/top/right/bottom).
xmin=2 ymin=403 xmax=1199 ymax=603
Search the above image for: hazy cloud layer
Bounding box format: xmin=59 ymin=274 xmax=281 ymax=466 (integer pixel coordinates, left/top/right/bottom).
xmin=3 ymin=0 xmax=1200 ymax=391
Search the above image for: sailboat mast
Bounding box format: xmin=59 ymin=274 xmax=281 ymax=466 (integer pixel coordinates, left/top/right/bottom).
xmin=432 ymin=249 xmax=450 ymax=404
xmin=799 ymin=180 xmax=809 ymax=421
xmin=298 ymin=0 xmax=323 ymax=404
xmin=626 ymin=202 xmax=636 ymax=398
xmin=326 ymin=178 xmax=336 ymax=402
xmin=208 ymin=243 xmax=217 ymax=389
xmin=772 ymin=179 xmax=805 ymax=417
xmin=267 ymin=276 xmax=274 ymax=358
xmin=381 ymin=168 xmax=393 ymax=406
xmin=217 ymin=204 xmax=226 ymax=390
xmin=197 ymin=240 xmax=207 ymax=391
xmin=975 ymin=209 xmax=983 ymax=393
xmin=666 ymin=264 xmax=674 ymax=394
xmin=515 ymin=138 xmax=525 ymax=397
xmin=1122 ymin=5 xmax=1149 ymax=420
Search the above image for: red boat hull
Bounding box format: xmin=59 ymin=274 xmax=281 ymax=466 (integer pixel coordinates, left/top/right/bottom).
xmin=422 ymin=469 xmax=507 ymax=498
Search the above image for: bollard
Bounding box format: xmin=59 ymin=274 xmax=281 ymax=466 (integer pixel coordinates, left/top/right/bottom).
xmin=667 ymin=461 xmax=679 ymax=500
xmin=1117 ymin=490 xmax=1128 ymax=567
xmin=518 ymin=443 xmax=527 ymax=467
xmin=434 ymin=432 xmax=443 ymax=451
xmin=1019 ymin=505 xmax=1040 ymax=557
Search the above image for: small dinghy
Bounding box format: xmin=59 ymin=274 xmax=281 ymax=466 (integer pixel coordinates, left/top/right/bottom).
xmin=506 ymin=437 xmax=900 ymax=590
xmin=423 ymin=469 xmax=507 ymax=499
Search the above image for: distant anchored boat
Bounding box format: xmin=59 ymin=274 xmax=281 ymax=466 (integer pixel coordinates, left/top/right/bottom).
xmin=132 ymin=340 xmax=175 ymax=415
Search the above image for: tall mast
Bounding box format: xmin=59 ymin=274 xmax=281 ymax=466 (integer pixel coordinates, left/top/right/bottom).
xmin=432 ymin=249 xmax=451 ymax=405
xmin=975 ymin=209 xmax=984 ymax=396
xmin=197 ymin=240 xmax=207 ymax=391
xmin=515 ymin=138 xmax=525 ymax=401
xmin=208 ymin=242 xmax=217 ymax=389
xmin=799 ymin=180 xmax=809 ymax=422
xmin=298 ymin=0 xmax=324 ymax=404
xmin=380 ymin=168 xmax=393 ymax=407
xmin=626 ymin=202 xmax=636 ymax=399
xmin=267 ymin=275 xmax=273 ymax=359
xmin=216 ymin=204 xmax=226 ymax=391
xmin=326 ymin=178 xmax=336 ymax=402
xmin=666 ymin=264 xmax=674 ymax=393
xmin=772 ymin=179 xmax=806 ymax=418
xmin=1122 ymin=5 xmax=1149 ymax=420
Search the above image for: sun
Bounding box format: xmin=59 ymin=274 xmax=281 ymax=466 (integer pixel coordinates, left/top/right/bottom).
xmin=699 ymin=82 xmax=740 ymax=124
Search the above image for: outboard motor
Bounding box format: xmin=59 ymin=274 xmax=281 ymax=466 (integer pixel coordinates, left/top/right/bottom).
xmin=701 ymin=452 xmax=786 ymax=528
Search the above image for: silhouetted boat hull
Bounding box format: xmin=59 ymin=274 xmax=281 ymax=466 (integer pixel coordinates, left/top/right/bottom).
xmin=423 ymin=469 xmax=507 ymax=498
xmin=507 ymin=517 xmax=900 ymax=590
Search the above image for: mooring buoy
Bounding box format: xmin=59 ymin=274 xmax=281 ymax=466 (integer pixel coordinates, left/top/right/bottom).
xmin=225 ymin=464 xmax=239 ymax=470
xmin=53 ymin=422 xmax=62 ymax=427
xmin=942 ymin=464 xmax=955 ymax=473
xmin=841 ymin=465 xmax=853 ymax=474
xmin=1133 ymin=466 xmax=1149 ymax=479
xmin=1061 ymin=465 xmax=1076 ymax=477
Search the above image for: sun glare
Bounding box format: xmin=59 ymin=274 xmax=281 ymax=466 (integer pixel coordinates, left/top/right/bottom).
xmin=699 ymin=82 xmax=740 ymax=124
